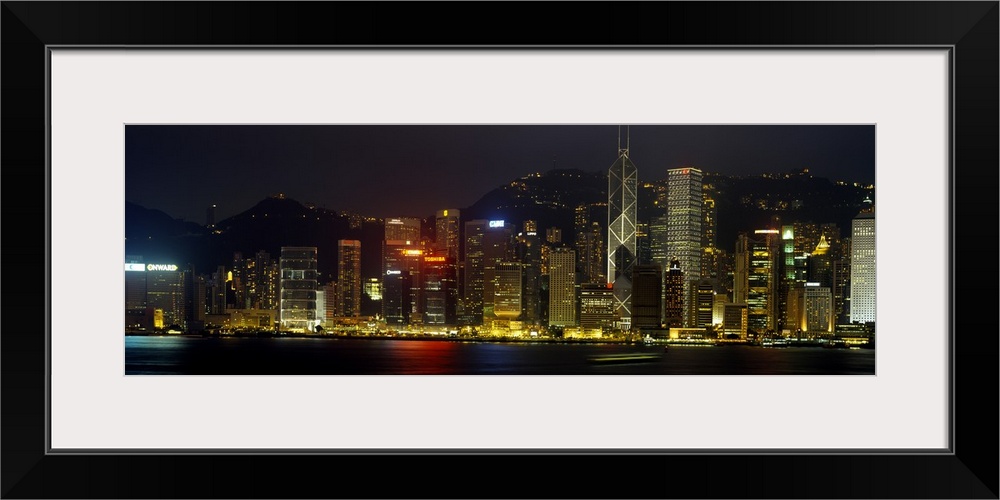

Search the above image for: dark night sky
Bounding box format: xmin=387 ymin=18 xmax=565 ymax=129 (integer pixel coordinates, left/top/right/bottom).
xmin=125 ymin=125 xmax=875 ymax=222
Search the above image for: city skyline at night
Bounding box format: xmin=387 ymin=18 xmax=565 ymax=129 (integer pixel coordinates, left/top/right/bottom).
xmin=125 ymin=124 xmax=876 ymax=375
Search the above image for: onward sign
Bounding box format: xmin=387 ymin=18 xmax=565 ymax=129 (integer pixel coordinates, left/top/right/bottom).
xmin=146 ymin=264 xmax=179 ymax=271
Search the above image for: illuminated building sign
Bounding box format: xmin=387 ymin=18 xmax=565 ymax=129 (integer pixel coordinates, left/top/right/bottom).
xmin=146 ymin=264 xmax=178 ymax=271
xmin=754 ymin=229 xmax=780 ymax=235
xmin=424 ymin=256 xmax=446 ymax=262
xmin=403 ymin=250 xmax=423 ymax=256
xmin=442 ymin=210 xmax=448 ymax=216
xmin=526 ymin=231 xmax=537 ymax=236
xmin=387 ymin=218 xmax=403 ymax=225
xmin=806 ymin=282 xmax=821 ymax=287
xmin=386 ymin=270 xmax=401 ymax=275
xmin=489 ymin=220 xmax=505 ymax=228
xmin=125 ymin=263 xmax=145 ymax=272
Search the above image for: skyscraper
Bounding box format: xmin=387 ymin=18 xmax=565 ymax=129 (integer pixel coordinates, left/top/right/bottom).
xmin=337 ymin=240 xmax=362 ymax=317
xmin=580 ymin=284 xmax=616 ymax=330
xmin=663 ymin=259 xmax=685 ymax=328
xmin=482 ymin=220 xmax=514 ymax=323
xmin=145 ymin=263 xmax=186 ymax=329
xmin=735 ymin=230 xmax=780 ymax=336
xmin=493 ymin=261 xmax=523 ymax=320
xmin=666 ymin=167 xmax=703 ymax=326
xmin=422 ymin=254 xmax=458 ymax=325
xmin=125 ymin=256 xmax=147 ymax=329
xmin=850 ymin=208 xmax=876 ymax=323
xmin=382 ymin=241 xmax=423 ymax=325
xmin=435 ymin=209 xmax=461 ymax=262
xmin=385 ymin=217 xmax=421 ymax=244
xmin=575 ymin=202 xmax=607 ymax=285
xmin=688 ymin=279 xmax=717 ymax=329
xmin=279 ymin=247 xmax=318 ymax=332
xmin=548 ymin=247 xmax=577 ymax=327
xmin=462 ymin=220 xmax=487 ymax=324
xmin=631 ymin=264 xmax=663 ymax=330
xmin=516 ymin=231 xmax=542 ymax=324
xmin=803 ymin=283 xmax=834 ymax=334
xmin=607 ymin=130 xmax=638 ymax=327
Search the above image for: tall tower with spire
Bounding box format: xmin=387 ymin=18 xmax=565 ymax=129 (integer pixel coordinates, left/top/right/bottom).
xmin=607 ymin=126 xmax=638 ymax=328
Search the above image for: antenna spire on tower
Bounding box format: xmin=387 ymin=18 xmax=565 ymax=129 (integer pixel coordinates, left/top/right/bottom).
xmin=617 ymin=125 xmax=630 ymax=157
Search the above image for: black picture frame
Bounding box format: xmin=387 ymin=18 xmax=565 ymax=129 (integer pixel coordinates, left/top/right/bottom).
xmin=3 ymin=2 xmax=996 ymax=498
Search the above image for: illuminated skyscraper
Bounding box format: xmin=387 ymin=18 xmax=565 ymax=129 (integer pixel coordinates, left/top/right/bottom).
xmin=548 ymin=247 xmax=577 ymax=327
xmin=482 ymin=220 xmax=514 ymax=323
xmin=125 ymin=256 xmax=147 ymax=329
xmin=580 ymin=284 xmax=616 ymax=330
xmin=687 ymin=279 xmax=716 ymax=329
xmin=850 ymin=209 xmax=876 ymax=323
xmin=833 ymin=237 xmax=851 ymax=323
xmin=516 ymin=231 xmax=543 ymax=323
xmin=493 ymin=262 xmax=523 ymax=320
xmin=575 ymin=202 xmax=606 ymax=285
xmin=462 ymin=220 xmax=487 ymax=324
xmin=582 ymin=222 xmax=605 ymax=285
xmin=649 ymin=215 xmax=669 ymax=272
xmin=787 ymin=283 xmax=834 ymax=334
xmin=422 ymin=254 xmax=457 ymax=325
xmin=803 ymin=284 xmax=834 ymax=334
xmin=435 ymin=209 xmax=461 ymax=262
xmin=337 ymin=240 xmax=362 ymax=317
xmin=722 ymin=303 xmax=749 ymax=340
xmin=663 ymin=259 xmax=684 ymax=328
xmin=231 ymin=250 xmax=276 ymax=310
xmin=735 ymin=230 xmax=780 ymax=336
xmin=144 ymin=263 xmax=186 ymax=330
xmin=545 ymin=227 xmax=562 ymax=245
xmin=666 ymin=167 xmax=703 ymax=326
xmin=279 ymin=247 xmax=318 ymax=332
xmin=383 ymin=241 xmax=423 ymax=325
xmin=808 ymin=235 xmax=834 ymax=287
xmin=385 ymin=217 xmax=421 ymax=244
xmin=607 ymin=130 xmax=638 ymax=326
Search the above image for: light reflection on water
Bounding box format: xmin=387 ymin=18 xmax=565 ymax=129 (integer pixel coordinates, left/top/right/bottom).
xmin=125 ymin=336 xmax=875 ymax=375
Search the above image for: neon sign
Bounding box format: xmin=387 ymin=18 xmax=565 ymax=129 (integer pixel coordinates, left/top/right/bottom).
xmin=489 ymin=220 xmax=504 ymax=228
xmin=146 ymin=264 xmax=178 ymax=271
xmin=125 ymin=263 xmax=145 ymax=272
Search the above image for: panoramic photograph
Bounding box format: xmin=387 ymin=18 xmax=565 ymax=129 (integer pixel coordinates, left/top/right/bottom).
xmin=124 ymin=124 xmax=876 ymax=375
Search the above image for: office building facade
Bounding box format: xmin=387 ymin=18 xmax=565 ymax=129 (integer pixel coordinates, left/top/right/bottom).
xmin=279 ymin=247 xmax=319 ymax=332
xmin=337 ymin=240 xmax=362 ymax=317
xmin=666 ymin=167 xmax=703 ymax=325
xmin=607 ymin=138 xmax=638 ymax=326
xmin=850 ymin=209 xmax=876 ymax=323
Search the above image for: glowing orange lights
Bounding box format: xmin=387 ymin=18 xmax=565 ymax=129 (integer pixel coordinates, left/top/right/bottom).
xmin=424 ymin=256 xmax=446 ymax=262
xmin=403 ymin=250 xmax=423 ymax=256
